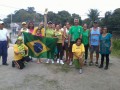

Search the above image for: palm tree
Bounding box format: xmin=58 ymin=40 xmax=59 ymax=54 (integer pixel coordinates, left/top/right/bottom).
xmin=87 ymin=9 xmax=100 ymax=22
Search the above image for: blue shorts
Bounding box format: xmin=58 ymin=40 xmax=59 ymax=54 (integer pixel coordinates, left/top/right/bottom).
xmin=90 ymin=45 xmax=99 ymax=54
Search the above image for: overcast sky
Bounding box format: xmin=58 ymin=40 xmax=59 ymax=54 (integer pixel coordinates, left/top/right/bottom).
xmin=0 ymin=0 xmax=120 ymax=20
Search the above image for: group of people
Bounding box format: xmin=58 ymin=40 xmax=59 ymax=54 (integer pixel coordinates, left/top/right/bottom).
xmin=0 ymin=18 xmax=112 ymax=74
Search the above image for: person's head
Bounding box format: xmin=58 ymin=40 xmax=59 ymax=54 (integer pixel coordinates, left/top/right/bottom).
xmin=52 ymin=23 xmax=56 ymax=30
xmin=66 ymin=22 xmax=70 ymax=29
xmin=22 ymin=22 xmax=27 ymax=28
xmin=0 ymin=21 xmax=4 ymax=29
xmin=16 ymin=37 xmax=23 ymax=45
xmin=93 ymin=20 xmax=98 ymax=28
xmin=102 ymin=26 xmax=108 ymax=34
xmin=74 ymin=18 xmax=79 ymax=25
xmin=28 ymin=22 xmax=34 ymax=29
xmin=48 ymin=21 xmax=53 ymax=28
xmin=56 ymin=24 xmax=60 ymax=30
xmin=76 ymin=38 xmax=82 ymax=46
xmin=39 ymin=22 xmax=44 ymax=27
xmin=83 ymin=23 xmax=88 ymax=30
xmin=59 ymin=24 xmax=62 ymax=29
xmin=36 ymin=27 xmax=42 ymax=34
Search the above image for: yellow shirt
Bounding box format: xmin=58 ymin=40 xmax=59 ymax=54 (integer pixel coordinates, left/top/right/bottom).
xmin=72 ymin=43 xmax=85 ymax=59
xmin=32 ymin=27 xmax=45 ymax=37
xmin=55 ymin=30 xmax=63 ymax=43
xmin=14 ymin=44 xmax=28 ymax=61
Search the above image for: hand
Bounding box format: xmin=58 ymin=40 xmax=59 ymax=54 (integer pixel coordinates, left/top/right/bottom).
xmin=62 ymin=42 xmax=64 ymax=46
xmin=68 ymin=42 xmax=70 ymax=47
xmin=110 ymin=47 xmax=112 ymax=52
xmin=79 ymin=56 xmax=82 ymax=60
xmin=7 ymin=44 xmax=9 ymax=48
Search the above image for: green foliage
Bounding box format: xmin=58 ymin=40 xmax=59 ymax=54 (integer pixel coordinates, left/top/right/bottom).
xmin=112 ymin=39 xmax=120 ymax=50
xmin=112 ymin=39 xmax=120 ymax=57
xmin=3 ymin=7 xmax=82 ymax=26
xmin=87 ymin=9 xmax=100 ymax=22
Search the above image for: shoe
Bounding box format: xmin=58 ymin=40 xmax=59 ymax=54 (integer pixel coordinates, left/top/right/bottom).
xmin=60 ymin=60 xmax=64 ymax=65
xmin=57 ymin=59 xmax=60 ymax=64
xmin=95 ymin=62 xmax=99 ymax=66
xmin=89 ymin=61 xmax=94 ymax=66
xmin=104 ymin=66 xmax=108 ymax=70
xmin=12 ymin=61 xmax=15 ymax=67
xmin=3 ymin=63 xmax=9 ymax=66
xmin=46 ymin=59 xmax=50 ymax=64
xmin=99 ymin=65 xmax=103 ymax=68
xmin=84 ymin=60 xmax=87 ymax=65
xmin=79 ymin=69 xmax=83 ymax=74
xmin=69 ymin=61 xmax=72 ymax=66
xmin=51 ymin=60 xmax=54 ymax=64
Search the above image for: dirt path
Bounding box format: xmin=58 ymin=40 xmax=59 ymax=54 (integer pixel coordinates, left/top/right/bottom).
xmin=0 ymin=45 xmax=120 ymax=90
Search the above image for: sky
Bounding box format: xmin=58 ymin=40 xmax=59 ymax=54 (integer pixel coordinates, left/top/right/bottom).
xmin=0 ymin=0 xmax=120 ymax=20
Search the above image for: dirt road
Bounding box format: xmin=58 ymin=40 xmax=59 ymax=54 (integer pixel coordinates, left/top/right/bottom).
xmin=0 ymin=45 xmax=120 ymax=90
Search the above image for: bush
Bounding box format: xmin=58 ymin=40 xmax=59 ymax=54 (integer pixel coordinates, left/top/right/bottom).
xmin=112 ymin=39 xmax=120 ymax=50
xmin=112 ymin=39 xmax=120 ymax=57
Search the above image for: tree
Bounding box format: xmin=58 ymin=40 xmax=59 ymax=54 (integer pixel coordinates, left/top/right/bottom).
xmin=87 ymin=9 xmax=100 ymax=22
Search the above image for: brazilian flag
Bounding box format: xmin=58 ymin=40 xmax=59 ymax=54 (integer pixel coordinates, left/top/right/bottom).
xmin=23 ymin=32 xmax=58 ymax=59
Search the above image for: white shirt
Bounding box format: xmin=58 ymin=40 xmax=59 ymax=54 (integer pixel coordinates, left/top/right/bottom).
xmin=0 ymin=28 xmax=9 ymax=41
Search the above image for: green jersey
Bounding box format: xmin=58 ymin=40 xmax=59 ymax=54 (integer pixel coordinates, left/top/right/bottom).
xmin=69 ymin=25 xmax=83 ymax=41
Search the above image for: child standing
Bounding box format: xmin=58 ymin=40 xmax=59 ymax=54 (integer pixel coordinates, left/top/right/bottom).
xmin=55 ymin=24 xmax=64 ymax=65
xmin=35 ymin=27 xmax=43 ymax=64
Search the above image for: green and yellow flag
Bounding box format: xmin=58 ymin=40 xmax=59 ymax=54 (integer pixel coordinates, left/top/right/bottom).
xmin=23 ymin=32 xmax=58 ymax=59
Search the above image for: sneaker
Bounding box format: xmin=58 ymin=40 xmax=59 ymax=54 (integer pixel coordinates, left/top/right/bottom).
xmin=79 ymin=69 xmax=83 ymax=74
xmin=89 ymin=61 xmax=94 ymax=66
xmin=104 ymin=66 xmax=108 ymax=70
xmin=95 ymin=62 xmax=99 ymax=66
xmin=99 ymin=65 xmax=103 ymax=68
xmin=60 ymin=60 xmax=64 ymax=65
xmin=12 ymin=61 xmax=15 ymax=67
xmin=46 ymin=59 xmax=50 ymax=64
xmin=51 ymin=60 xmax=54 ymax=64
xmin=57 ymin=59 xmax=60 ymax=64
xmin=69 ymin=61 xmax=73 ymax=66
xmin=3 ymin=63 xmax=9 ymax=66
xmin=84 ymin=60 xmax=87 ymax=65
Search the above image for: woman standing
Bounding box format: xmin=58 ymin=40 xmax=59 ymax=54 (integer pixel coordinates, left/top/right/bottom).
xmin=28 ymin=22 xmax=34 ymax=34
xmin=63 ymin=22 xmax=71 ymax=64
xmin=82 ymin=24 xmax=90 ymax=65
xmin=99 ymin=26 xmax=112 ymax=70
xmin=55 ymin=24 xmax=64 ymax=65
xmin=72 ymin=38 xmax=85 ymax=74
xmin=45 ymin=21 xmax=55 ymax=64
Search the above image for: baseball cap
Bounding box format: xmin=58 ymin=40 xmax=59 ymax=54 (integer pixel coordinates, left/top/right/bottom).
xmin=17 ymin=37 xmax=23 ymax=41
xmin=48 ymin=21 xmax=52 ymax=24
xmin=94 ymin=20 xmax=98 ymax=24
xmin=22 ymin=22 xmax=26 ymax=25
xmin=0 ymin=21 xmax=4 ymax=24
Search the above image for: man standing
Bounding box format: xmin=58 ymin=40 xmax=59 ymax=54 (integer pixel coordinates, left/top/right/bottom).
xmin=68 ymin=18 xmax=83 ymax=65
xmin=0 ymin=21 xmax=9 ymax=65
xmin=89 ymin=21 xmax=101 ymax=66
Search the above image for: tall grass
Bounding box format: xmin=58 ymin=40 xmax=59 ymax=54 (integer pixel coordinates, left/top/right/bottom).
xmin=112 ymin=39 xmax=120 ymax=57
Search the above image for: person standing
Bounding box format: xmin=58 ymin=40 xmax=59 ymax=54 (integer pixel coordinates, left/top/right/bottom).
xmin=63 ymin=22 xmax=71 ymax=64
xmin=28 ymin=22 xmax=34 ymax=34
xmin=18 ymin=22 xmax=29 ymax=36
xmin=68 ymin=18 xmax=83 ymax=65
xmin=0 ymin=21 xmax=9 ymax=65
xmin=45 ymin=21 xmax=55 ymax=64
xmin=89 ymin=21 xmax=101 ymax=66
xmin=82 ymin=24 xmax=90 ymax=65
xmin=99 ymin=26 xmax=112 ymax=70
xmin=55 ymin=24 xmax=64 ymax=65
